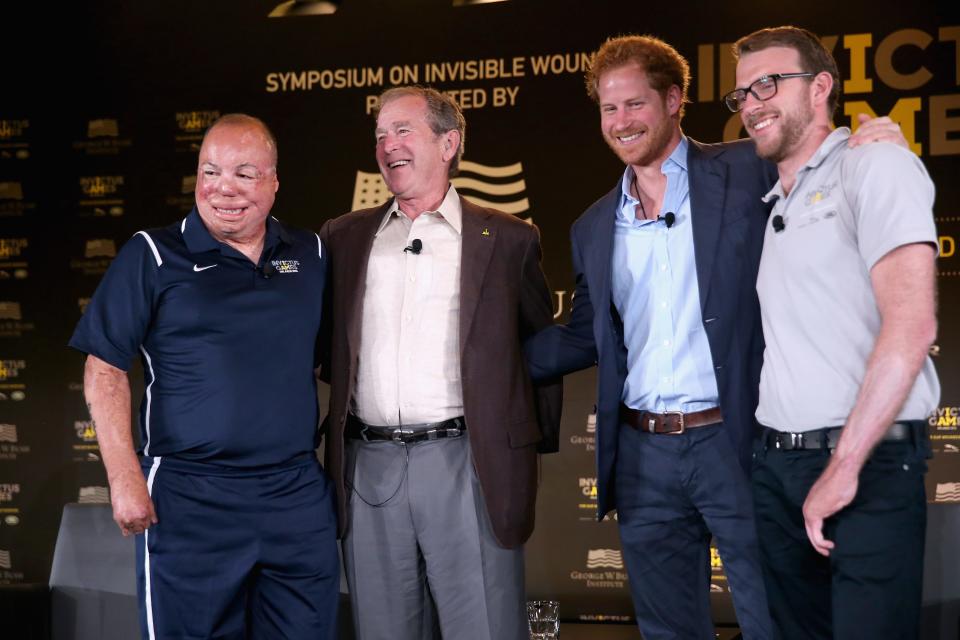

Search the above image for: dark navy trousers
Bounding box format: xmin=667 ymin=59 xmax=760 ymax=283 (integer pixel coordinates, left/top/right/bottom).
xmin=615 ymin=422 xmax=773 ymax=640
xmin=136 ymin=455 xmax=339 ymax=640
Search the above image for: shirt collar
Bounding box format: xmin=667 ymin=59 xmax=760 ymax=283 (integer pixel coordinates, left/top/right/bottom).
xmin=376 ymin=184 xmax=463 ymax=236
xmin=181 ymin=207 xmax=292 ymax=254
xmin=618 ymin=135 xmax=688 ymax=222
xmin=762 ymin=127 xmax=850 ymax=203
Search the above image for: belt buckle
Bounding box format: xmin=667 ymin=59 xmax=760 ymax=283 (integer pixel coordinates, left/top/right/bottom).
xmin=663 ymin=411 xmax=685 ymax=435
xmin=790 ymin=432 xmax=805 ymax=449
xmin=390 ymin=428 xmax=414 ymax=443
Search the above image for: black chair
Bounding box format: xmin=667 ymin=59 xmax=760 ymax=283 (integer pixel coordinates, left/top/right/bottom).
xmin=48 ymin=503 xmax=138 ymax=640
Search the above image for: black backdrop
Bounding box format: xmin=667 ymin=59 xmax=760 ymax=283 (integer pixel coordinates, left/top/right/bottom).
xmin=1 ymin=0 xmax=958 ymax=624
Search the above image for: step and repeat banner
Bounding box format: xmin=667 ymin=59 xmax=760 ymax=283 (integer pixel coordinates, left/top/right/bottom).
xmin=2 ymin=0 xmax=958 ymax=624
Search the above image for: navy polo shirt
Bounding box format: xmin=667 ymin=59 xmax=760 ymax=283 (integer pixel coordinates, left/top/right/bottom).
xmin=70 ymin=208 xmax=327 ymax=468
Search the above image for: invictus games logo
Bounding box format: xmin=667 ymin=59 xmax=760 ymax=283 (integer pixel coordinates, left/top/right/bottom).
xmin=711 ymin=546 xmax=724 ymax=571
xmin=0 ymin=238 xmax=27 ymax=260
xmin=930 ymin=407 xmax=959 ymax=428
xmin=579 ymin=477 xmax=597 ymax=499
xmin=935 ymin=483 xmax=960 ymax=502
xmin=0 ymin=120 xmax=28 ymax=140
xmin=176 ymin=111 xmax=220 ymax=134
xmin=175 ymin=111 xmax=221 ymax=153
xmin=352 ymin=159 xmax=533 ymax=222
xmin=0 ymin=484 xmax=20 ymax=502
xmin=0 ymin=360 xmax=25 ymax=381
xmin=271 ymin=259 xmax=300 ymax=274
xmin=79 ymin=176 xmax=123 ymax=198
xmin=72 ymin=420 xmax=99 ymax=461
xmin=0 ymin=120 xmax=29 ymax=161
xmin=84 ymin=239 xmax=117 ymax=259
xmin=929 ymin=407 xmax=960 ymax=452
xmin=78 ymin=486 xmax=110 ymax=504
xmin=74 ymin=421 xmax=97 ymax=443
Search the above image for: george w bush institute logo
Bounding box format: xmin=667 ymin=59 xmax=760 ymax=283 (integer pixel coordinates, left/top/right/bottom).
xmin=352 ymin=160 xmax=531 ymax=221
xmin=586 ymin=549 xmax=623 ymax=569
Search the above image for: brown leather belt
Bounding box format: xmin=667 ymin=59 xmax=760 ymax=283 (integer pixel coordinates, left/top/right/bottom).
xmin=620 ymin=405 xmax=722 ymax=435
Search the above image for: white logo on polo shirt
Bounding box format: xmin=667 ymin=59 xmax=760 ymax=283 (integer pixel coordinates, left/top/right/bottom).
xmin=270 ymin=259 xmax=299 ymax=274
xmin=193 ymin=264 xmax=217 ymax=272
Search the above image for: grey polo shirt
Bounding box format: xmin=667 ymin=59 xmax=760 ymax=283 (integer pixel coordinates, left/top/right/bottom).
xmin=756 ymin=127 xmax=940 ymax=432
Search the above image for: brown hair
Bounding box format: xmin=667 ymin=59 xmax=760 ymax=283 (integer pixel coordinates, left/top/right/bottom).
xmin=733 ymin=26 xmax=840 ymax=117
xmin=585 ymin=35 xmax=690 ymax=116
xmin=375 ymin=86 xmax=466 ymax=176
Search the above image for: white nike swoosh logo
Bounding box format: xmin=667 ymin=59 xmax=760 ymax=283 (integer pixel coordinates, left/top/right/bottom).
xmin=193 ymin=264 xmax=217 ymax=272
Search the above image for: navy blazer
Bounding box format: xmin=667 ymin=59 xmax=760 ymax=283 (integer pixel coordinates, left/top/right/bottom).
xmin=526 ymin=138 xmax=777 ymax=519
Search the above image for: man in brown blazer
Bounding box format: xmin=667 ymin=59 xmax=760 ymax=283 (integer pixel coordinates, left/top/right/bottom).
xmin=319 ymin=86 xmax=561 ymax=640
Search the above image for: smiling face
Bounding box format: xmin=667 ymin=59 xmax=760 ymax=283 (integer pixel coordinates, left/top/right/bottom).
xmin=375 ymin=95 xmax=457 ymax=209
xmin=597 ymin=63 xmax=681 ymax=170
xmin=195 ymin=123 xmax=278 ymax=245
xmin=736 ymin=46 xmax=815 ymax=164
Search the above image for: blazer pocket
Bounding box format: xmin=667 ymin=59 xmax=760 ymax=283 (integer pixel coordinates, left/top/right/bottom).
xmin=507 ymin=419 xmax=543 ymax=448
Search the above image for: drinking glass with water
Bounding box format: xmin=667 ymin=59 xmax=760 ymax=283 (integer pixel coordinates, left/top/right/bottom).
xmin=527 ymin=600 xmax=559 ymax=639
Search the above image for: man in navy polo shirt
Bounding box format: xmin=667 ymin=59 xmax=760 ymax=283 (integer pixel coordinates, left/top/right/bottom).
xmin=70 ymin=114 xmax=338 ymax=639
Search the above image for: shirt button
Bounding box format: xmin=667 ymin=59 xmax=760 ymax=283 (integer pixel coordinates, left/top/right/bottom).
xmin=660 ymin=264 xmax=667 ymax=272
xmin=663 ymin=339 xmax=671 ymax=347
xmin=409 ymin=274 xmax=416 ymax=282
xmin=660 ymin=302 xmax=668 ymax=309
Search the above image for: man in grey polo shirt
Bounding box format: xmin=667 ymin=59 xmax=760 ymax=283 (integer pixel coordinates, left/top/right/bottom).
xmin=729 ymin=26 xmax=939 ymax=639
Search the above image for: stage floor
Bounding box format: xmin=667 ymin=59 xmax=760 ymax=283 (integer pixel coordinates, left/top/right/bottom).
xmin=562 ymin=624 xmax=741 ymax=639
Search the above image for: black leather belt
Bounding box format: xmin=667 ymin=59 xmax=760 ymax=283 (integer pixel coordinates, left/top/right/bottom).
xmin=761 ymin=422 xmax=913 ymax=451
xmin=620 ymin=405 xmax=722 ymax=434
xmin=345 ymin=415 xmax=466 ymax=444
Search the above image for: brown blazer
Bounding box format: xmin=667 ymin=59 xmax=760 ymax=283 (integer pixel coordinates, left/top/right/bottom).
xmin=318 ymin=196 xmax=561 ymax=549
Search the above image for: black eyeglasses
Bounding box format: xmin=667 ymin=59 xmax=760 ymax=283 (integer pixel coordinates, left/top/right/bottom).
xmin=723 ymin=72 xmax=815 ymax=112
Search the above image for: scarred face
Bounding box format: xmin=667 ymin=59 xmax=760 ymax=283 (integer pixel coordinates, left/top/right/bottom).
xmin=195 ymin=124 xmax=278 ymax=245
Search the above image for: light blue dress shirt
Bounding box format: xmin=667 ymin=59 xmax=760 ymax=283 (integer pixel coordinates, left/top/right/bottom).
xmin=611 ymin=136 xmax=719 ymax=413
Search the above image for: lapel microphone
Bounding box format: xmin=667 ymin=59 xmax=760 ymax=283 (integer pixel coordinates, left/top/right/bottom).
xmin=260 ymin=244 xmax=278 ymax=278
xmin=404 ymin=239 xmax=423 ymax=255
xmin=772 ymin=215 xmax=786 ymax=233
xmin=662 ymin=212 xmax=676 ymax=228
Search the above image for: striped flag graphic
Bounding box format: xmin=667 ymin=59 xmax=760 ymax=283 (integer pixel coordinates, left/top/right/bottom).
xmin=586 ymin=548 xmax=623 ymax=569
xmin=935 ymin=482 xmax=960 ymax=502
xmin=78 ymin=486 xmax=111 ymax=504
xmin=352 ymin=160 xmax=532 ymax=222
xmin=0 ymin=550 xmax=10 ymax=570
xmin=0 ymin=424 xmax=16 ymax=442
